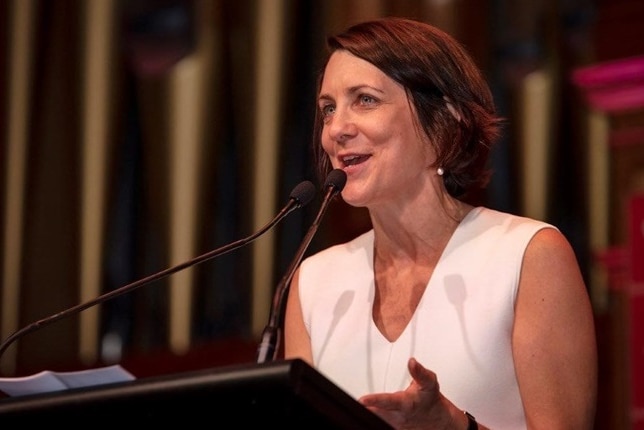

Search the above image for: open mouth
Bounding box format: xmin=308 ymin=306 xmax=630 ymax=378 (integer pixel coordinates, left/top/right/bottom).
xmin=342 ymin=154 xmax=370 ymax=167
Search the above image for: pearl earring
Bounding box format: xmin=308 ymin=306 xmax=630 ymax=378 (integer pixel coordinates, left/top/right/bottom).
xmin=437 ymin=167 xmax=444 ymax=176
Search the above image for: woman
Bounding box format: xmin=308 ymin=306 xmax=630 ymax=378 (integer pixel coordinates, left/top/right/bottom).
xmin=284 ymin=17 xmax=597 ymax=430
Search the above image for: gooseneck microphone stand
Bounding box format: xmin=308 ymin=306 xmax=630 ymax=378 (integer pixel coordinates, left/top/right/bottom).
xmin=256 ymin=169 xmax=347 ymax=364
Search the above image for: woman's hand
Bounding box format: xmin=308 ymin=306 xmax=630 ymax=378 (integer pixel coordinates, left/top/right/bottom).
xmin=358 ymin=357 xmax=470 ymax=430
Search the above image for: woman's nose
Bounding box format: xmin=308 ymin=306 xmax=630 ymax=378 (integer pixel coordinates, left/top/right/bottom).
xmin=326 ymin=108 xmax=357 ymax=143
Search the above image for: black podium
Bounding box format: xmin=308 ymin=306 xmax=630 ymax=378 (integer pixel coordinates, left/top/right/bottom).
xmin=0 ymin=358 xmax=392 ymax=428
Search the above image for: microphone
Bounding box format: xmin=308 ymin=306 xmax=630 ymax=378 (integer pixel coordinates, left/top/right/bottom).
xmin=256 ymin=168 xmax=347 ymax=364
xmin=0 ymin=180 xmax=317 ymax=362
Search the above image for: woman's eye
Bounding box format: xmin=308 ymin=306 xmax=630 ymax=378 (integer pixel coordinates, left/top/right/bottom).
xmin=320 ymin=104 xmax=335 ymax=117
xmin=359 ymin=94 xmax=376 ymax=105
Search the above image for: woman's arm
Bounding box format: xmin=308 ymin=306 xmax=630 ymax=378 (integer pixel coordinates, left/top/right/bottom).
xmin=513 ymin=227 xmax=598 ymax=429
xmin=283 ymin=268 xmax=314 ymax=364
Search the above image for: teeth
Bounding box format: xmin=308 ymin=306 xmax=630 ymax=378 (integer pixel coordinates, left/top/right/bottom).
xmin=342 ymin=155 xmax=364 ymax=166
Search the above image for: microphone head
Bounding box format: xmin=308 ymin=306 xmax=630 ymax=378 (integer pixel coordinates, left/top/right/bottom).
xmin=324 ymin=169 xmax=347 ymax=192
xmin=290 ymin=180 xmax=316 ymax=207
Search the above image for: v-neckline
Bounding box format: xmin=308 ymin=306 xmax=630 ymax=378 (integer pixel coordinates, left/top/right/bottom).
xmin=370 ymin=207 xmax=479 ymax=343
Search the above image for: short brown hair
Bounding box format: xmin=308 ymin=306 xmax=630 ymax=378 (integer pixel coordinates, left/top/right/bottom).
xmin=313 ymin=17 xmax=503 ymax=198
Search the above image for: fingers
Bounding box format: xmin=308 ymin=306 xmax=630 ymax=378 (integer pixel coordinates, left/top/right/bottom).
xmin=408 ymin=357 xmax=438 ymax=392
xmin=359 ymin=357 xmax=437 ymax=409
xmin=359 ymin=392 xmax=408 ymax=429
xmin=360 ymin=391 xmax=401 ymax=409
xmin=358 ymin=358 xmax=447 ymax=429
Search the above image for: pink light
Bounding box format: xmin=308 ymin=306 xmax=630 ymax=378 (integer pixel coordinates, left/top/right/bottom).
xmin=572 ymin=55 xmax=644 ymax=113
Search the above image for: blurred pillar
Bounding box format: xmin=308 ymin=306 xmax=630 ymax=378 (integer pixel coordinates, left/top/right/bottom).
xmin=78 ymin=0 xmax=118 ymax=365
xmin=1 ymin=0 xmax=36 ymax=375
xmin=251 ymin=0 xmax=287 ymax=337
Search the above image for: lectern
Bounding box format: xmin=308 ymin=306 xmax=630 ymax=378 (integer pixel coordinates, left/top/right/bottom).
xmin=0 ymin=358 xmax=392 ymax=428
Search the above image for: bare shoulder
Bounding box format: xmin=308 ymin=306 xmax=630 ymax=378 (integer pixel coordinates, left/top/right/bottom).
xmin=522 ymin=227 xmax=584 ymax=287
xmin=526 ymin=226 xmax=576 ymax=259
xmin=514 ymin=224 xmax=596 ymax=360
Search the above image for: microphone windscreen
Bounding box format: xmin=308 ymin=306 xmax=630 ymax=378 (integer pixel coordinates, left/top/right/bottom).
xmin=290 ymin=181 xmax=316 ymax=206
xmin=324 ymin=169 xmax=347 ymax=192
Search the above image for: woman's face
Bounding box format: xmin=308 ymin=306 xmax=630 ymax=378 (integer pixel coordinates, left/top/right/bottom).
xmin=318 ymin=50 xmax=436 ymax=209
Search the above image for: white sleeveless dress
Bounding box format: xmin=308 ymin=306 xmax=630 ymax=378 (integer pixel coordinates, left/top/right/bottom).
xmin=297 ymin=206 xmax=554 ymax=429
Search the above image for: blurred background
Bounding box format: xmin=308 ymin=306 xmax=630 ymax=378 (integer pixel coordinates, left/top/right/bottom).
xmin=1 ymin=0 xmax=643 ymax=428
